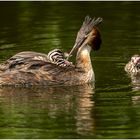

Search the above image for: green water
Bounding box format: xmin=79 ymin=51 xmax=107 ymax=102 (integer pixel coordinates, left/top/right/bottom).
xmin=0 ymin=1 xmax=140 ymax=138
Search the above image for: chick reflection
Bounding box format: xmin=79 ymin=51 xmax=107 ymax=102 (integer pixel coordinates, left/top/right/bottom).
xmin=0 ymin=84 xmax=95 ymax=136
xmin=125 ymin=75 xmax=140 ymax=106
xmin=129 ymin=75 xmax=140 ymax=91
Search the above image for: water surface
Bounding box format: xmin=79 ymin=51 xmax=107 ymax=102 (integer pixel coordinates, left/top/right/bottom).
xmin=0 ymin=1 xmax=140 ymax=139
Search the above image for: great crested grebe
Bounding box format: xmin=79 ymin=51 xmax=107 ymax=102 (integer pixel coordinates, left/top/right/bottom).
xmin=0 ymin=16 xmax=102 ymax=86
xmin=125 ymin=54 xmax=140 ymax=75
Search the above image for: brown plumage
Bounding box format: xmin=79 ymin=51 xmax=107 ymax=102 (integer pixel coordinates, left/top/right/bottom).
xmin=0 ymin=16 xmax=102 ymax=86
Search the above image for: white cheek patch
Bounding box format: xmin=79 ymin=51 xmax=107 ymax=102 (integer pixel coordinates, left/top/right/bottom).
xmin=81 ymin=45 xmax=91 ymax=56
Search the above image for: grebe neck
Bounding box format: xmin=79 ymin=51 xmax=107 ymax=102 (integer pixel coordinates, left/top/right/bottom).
xmin=75 ymin=45 xmax=92 ymax=71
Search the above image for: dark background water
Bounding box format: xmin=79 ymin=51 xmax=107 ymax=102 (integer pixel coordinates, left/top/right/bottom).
xmin=0 ymin=1 xmax=140 ymax=139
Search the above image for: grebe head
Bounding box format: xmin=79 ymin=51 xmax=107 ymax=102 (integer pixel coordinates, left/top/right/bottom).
xmin=67 ymin=16 xmax=103 ymax=60
xmin=85 ymin=27 xmax=101 ymax=51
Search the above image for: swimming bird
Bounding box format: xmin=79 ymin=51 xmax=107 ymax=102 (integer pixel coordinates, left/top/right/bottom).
xmin=125 ymin=55 xmax=140 ymax=91
xmin=0 ymin=16 xmax=102 ymax=86
xmin=125 ymin=54 xmax=140 ymax=75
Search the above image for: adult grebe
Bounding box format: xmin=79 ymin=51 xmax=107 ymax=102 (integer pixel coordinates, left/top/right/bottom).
xmin=0 ymin=16 xmax=102 ymax=86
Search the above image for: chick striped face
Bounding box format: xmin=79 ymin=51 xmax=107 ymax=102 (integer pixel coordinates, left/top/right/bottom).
xmin=48 ymin=49 xmax=64 ymax=62
xmin=131 ymin=55 xmax=140 ymax=67
xmin=47 ymin=49 xmax=72 ymax=67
